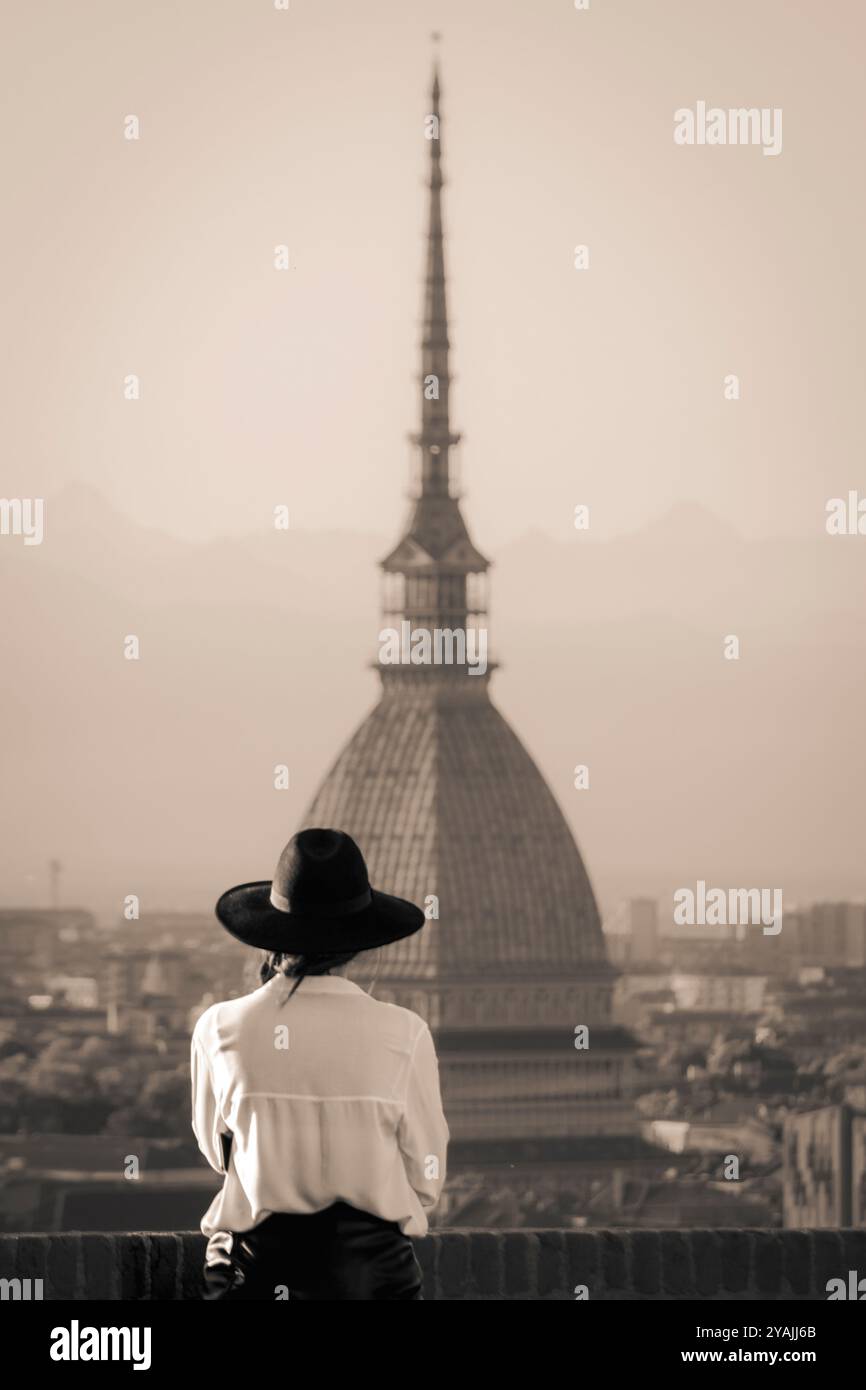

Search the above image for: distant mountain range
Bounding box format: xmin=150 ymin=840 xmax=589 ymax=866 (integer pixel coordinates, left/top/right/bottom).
xmin=2 ymin=485 xmax=863 ymax=924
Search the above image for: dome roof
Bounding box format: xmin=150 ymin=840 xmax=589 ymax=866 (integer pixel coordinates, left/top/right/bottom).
xmin=302 ymin=683 xmax=608 ymax=981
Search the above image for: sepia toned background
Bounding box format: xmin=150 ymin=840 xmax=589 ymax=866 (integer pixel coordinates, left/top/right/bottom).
xmin=2 ymin=0 xmax=865 ymax=919
xmin=1 ymin=0 xmax=866 ymax=1251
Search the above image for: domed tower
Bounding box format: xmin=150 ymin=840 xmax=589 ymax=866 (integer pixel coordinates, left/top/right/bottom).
xmin=304 ymin=63 xmax=637 ymax=1158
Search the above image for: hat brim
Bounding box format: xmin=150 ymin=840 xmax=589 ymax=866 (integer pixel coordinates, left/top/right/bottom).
xmin=215 ymin=881 xmax=425 ymax=954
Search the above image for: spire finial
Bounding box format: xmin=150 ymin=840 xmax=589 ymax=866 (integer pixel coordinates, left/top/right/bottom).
xmin=431 ymin=31 xmax=441 ymax=105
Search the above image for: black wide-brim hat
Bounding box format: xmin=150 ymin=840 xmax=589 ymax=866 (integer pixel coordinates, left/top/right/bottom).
xmin=215 ymin=828 xmax=425 ymax=954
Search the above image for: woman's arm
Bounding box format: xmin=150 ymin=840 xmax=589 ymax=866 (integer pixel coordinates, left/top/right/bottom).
xmin=397 ymin=1022 xmax=450 ymax=1210
xmin=190 ymin=1028 xmax=231 ymax=1174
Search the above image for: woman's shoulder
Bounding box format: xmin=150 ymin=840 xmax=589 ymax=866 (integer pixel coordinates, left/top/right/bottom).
xmin=367 ymin=994 xmax=430 ymax=1044
xmin=191 ymin=982 xmax=267 ymax=1042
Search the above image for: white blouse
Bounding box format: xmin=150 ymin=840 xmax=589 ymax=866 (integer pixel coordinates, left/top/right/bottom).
xmin=190 ymin=972 xmax=449 ymax=1238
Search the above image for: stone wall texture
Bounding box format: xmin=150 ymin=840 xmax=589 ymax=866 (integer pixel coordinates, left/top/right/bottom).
xmin=2 ymin=1229 xmax=866 ymax=1300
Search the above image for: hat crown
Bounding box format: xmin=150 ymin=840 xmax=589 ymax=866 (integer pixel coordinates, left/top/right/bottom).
xmin=215 ymin=827 xmax=424 ymax=952
xmin=273 ymin=829 xmax=370 ymax=918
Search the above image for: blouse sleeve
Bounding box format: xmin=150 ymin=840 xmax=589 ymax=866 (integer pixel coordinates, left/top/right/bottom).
xmin=190 ymin=1029 xmax=230 ymax=1174
xmin=397 ymin=1022 xmax=450 ymax=1210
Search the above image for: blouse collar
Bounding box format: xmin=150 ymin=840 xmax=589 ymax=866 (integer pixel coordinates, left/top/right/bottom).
xmin=266 ymin=973 xmax=367 ymax=998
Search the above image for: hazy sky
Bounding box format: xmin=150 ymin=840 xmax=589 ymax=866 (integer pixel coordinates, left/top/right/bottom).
xmin=4 ymin=0 xmax=864 ymax=551
xmin=2 ymin=2 xmax=866 ymax=927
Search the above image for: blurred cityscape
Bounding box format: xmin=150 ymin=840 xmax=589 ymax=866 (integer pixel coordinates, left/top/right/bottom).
xmin=1 ymin=895 xmax=865 ymax=1233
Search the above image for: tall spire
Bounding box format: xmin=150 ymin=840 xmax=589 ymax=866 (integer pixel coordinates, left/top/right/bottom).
xmin=380 ymin=55 xmax=490 ymax=662
xmin=418 ymin=57 xmax=460 ymax=497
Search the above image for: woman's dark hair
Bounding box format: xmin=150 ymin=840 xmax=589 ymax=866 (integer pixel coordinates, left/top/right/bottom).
xmin=260 ymin=948 xmax=358 ymax=1000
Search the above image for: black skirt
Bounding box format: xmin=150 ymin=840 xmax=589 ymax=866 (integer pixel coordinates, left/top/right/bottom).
xmin=202 ymin=1201 xmax=424 ymax=1301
